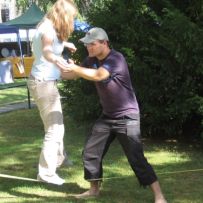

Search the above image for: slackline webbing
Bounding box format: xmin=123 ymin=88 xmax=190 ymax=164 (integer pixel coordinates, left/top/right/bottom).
xmin=0 ymin=168 xmax=202 ymax=182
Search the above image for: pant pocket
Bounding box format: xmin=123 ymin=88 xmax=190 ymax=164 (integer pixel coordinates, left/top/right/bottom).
xmin=126 ymin=120 xmax=141 ymax=142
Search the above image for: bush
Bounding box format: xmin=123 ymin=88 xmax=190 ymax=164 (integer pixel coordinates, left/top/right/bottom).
xmin=61 ymin=0 xmax=203 ymax=140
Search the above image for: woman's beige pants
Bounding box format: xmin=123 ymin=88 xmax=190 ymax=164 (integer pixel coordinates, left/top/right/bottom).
xmin=27 ymin=78 xmax=65 ymax=177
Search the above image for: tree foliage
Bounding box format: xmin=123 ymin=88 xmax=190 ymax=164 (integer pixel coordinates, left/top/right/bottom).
xmin=62 ymin=0 xmax=203 ymax=140
xmin=16 ymin=0 xmax=55 ymax=12
xmin=16 ymin=0 xmax=92 ymax=13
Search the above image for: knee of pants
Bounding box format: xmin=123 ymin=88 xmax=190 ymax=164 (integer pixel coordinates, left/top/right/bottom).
xmin=45 ymin=124 xmax=64 ymax=142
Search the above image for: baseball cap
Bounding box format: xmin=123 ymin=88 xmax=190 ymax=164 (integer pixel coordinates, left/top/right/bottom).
xmin=79 ymin=27 xmax=109 ymax=44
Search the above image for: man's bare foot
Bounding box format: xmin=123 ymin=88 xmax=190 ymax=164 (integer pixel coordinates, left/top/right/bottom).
xmin=155 ymin=197 xmax=168 ymax=203
xmin=74 ymin=190 xmax=99 ymax=199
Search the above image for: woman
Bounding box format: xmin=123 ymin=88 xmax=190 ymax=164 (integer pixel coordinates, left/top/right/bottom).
xmin=27 ymin=0 xmax=77 ymax=185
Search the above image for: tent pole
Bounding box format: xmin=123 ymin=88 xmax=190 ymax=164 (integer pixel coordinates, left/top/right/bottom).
xmin=17 ymin=31 xmax=31 ymax=109
xmin=26 ymin=29 xmax=30 ymax=56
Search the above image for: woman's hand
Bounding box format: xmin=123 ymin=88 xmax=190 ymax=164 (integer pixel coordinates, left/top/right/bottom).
xmin=64 ymin=42 xmax=77 ymax=53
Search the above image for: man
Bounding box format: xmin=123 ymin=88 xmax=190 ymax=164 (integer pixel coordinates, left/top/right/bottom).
xmin=62 ymin=27 xmax=167 ymax=203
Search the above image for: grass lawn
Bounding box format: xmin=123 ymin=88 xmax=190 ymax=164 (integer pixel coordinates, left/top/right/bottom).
xmin=0 ymin=79 xmax=28 ymax=106
xmin=0 ymin=80 xmax=64 ymax=107
xmin=0 ymin=108 xmax=203 ymax=203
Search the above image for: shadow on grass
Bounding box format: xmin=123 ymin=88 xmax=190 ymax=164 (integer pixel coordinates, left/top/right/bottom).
xmin=0 ymin=177 xmax=85 ymax=202
xmin=0 ymin=175 xmax=153 ymax=202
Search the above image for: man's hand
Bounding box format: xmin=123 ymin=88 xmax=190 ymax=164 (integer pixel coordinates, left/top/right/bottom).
xmin=60 ymin=59 xmax=77 ymax=73
xmin=62 ymin=64 xmax=77 ymax=72
xmin=55 ymin=56 xmax=71 ymax=72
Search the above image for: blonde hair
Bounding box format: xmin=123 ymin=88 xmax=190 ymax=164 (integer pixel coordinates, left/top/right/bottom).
xmin=45 ymin=0 xmax=77 ymax=41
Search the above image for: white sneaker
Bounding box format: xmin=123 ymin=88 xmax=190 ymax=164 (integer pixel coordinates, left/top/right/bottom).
xmin=37 ymin=174 xmax=65 ymax=185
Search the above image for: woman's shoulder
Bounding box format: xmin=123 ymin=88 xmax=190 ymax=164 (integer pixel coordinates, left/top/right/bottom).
xmin=38 ymin=18 xmax=54 ymax=32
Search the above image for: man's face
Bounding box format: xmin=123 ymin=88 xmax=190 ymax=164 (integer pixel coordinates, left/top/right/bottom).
xmin=84 ymin=40 xmax=105 ymax=58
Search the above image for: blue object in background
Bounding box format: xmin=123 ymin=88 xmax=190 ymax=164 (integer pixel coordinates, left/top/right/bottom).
xmin=74 ymin=19 xmax=90 ymax=32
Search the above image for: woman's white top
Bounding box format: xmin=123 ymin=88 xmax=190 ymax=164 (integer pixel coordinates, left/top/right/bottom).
xmin=31 ymin=18 xmax=64 ymax=81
